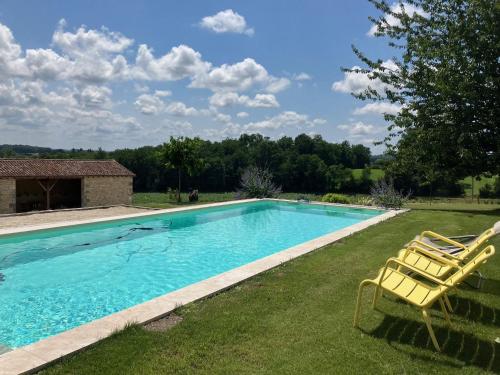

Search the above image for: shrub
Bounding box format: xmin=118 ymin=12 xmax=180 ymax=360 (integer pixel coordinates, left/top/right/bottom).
xmin=480 ymin=178 xmax=500 ymax=198
xmin=167 ymin=187 xmax=179 ymax=202
xmin=370 ymin=179 xmax=410 ymax=209
xmin=322 ymin=193 xmax=351 ymax=204
xmin=351 ymin=195 xmax=373 ymax=206
xmin=237 ymin=166 xmax=282 ymax=198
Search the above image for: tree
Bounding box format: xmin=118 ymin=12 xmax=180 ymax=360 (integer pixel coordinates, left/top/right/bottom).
xmin=159 ymin=137 xmax=204 ymax=202
xmin=347 ymin=0 xmax=499 ymax=184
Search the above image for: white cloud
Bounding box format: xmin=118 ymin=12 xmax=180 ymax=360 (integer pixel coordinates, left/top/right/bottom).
xmin=0 ymin=78 xmax=141 ymax=141
xmin=134 ymin=94 xmax=165 ymax=115
xmin=133 ymin=44 xmax=210 ymax=81
xmin=337 ymin=121 xmax=375 ymax=136
xmin=209 ymin=92 xmax=279 ymax=108
xmin=154 ymin=90 xmax=171 ymax=97
xmin=52 ymin=19 xmax=133 ymax=57
xmin=165 ymin=101 xmax=199 ymax=117
xmin=332 ymin=60 xmax=397 ymax=95
xmin=191 ymin=58 xmax=268 ymax=92
xmin=200 ymin=9 xmax=254 ymax=36
xmin=265 ymin=77 xmax=291 ymax=93
xmin=293 ymin=72 xmax=312 ymax=81
xmin=367 ymin=2 xmax=428 ymax=36
xmin=248 ymin=94 xmax=279 ymax=108
xmin=0 ymin=19 xmax=302 ymax=147
xmin=353 ymin=102 xmax=401 ymax=115
xmin=214 ymin=112 xmax=232 ymax=124
xmin=74 ymin=85 xmax=112 ymax=109
xmin=244 ymin=111 xmax=324 ymax=131
xmin=133 ymin=83 xmax=149 ymax=93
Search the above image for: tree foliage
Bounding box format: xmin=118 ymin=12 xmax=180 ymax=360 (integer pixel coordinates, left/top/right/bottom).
xmin=349 ymin=0 xmax=499 ymax=188
xmin=159 ymin=136 xmax=205 ymax=201
xmin=9 ymin=133 xmax=375 ymax=194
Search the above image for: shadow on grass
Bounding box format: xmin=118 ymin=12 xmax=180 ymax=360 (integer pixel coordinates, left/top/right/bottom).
xmin=475 ymin=278 xmax=500 ymax=297
xmin=367 ymin=313 xmax=499 ymax=372
xmin=411 ymin=207 xmax=500 ymax=216
xmin=443 ymin=295 xmax=500 ymax=327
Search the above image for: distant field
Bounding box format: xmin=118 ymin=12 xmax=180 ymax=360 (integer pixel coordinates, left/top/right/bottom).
xmin=459 ymin=176 xmax=497 ymax=197
xmin=351 ymin=169 xmax=497 ymax=197
xmin=352 ymin=168 xmax=384 ymax=181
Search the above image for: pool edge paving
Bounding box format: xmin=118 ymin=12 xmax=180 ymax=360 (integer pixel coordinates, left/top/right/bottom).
xmin=0 ymin=199 xmax=406 ymax=374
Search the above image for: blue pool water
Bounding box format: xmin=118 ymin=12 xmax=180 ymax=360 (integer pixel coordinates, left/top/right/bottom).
xmin=0 ymin=201 xmax=383 ymax=348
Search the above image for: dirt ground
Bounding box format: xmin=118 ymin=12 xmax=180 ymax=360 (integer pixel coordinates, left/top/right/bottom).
xmin=0 ymin=206 xmax=152 ymax=230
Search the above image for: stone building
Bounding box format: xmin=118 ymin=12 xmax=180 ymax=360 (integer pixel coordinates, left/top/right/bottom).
xmin=0 ymin=159 xmax=134 ymax=214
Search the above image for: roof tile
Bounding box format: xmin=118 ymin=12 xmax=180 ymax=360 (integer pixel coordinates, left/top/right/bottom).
xmin=0 ymin=159 xmax=135 ymax=178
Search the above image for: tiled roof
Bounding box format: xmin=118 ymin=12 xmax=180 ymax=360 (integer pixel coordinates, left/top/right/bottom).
xmin=0 ymin=159 xmax=135 ymax=178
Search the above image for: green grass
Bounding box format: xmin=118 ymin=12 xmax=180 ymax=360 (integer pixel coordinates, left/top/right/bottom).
xmin=133 ymin=192 xmax=500 ymax=212
xmin=352 ymin=168 xmax=385 ymax=181
xmin=132 ymin=192 xmax=236 ymax=208
xmin=351 ymin=170 xmax=498 ymax=198
xmin=132 ymin=192 xmax=325 ymax=208
xmin=41 ymin=203 xmax=500 ymax=374
xmin=460 ymin=176 xmax=498 ymax=197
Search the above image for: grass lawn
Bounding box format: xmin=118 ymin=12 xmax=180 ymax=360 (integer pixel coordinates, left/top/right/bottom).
xmin=132 ymin=192 xmax=324 ymax=208
xmin=352 ymin=168 xmax=385 ymax=181
xmin=40 ymin=201 xmax=500 ymax=374
xmin=460 ymin=176 xmax=498 ymax=197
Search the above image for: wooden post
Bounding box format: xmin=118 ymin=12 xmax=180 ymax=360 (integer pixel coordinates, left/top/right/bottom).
xmin=37 ymin=179 xmax=58 ymax=210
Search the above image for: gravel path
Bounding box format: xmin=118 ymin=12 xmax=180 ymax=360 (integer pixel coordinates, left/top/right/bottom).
xmin=0 ymin=206 xmax=152 ymax=230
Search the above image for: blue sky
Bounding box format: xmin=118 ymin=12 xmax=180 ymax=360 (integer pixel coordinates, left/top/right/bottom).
xmin=0 ymin=0 xmax=404 ymax=151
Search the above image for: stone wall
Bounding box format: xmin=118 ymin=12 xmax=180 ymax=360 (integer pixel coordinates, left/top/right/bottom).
xmin=82 ymin=176 xmax=133 ymax=207
xmin=0 ymin=178 xmax=16 ymax=214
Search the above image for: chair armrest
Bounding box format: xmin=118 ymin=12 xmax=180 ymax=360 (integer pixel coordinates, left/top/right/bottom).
xmin=411 ymin=240 xmax=461 ymax=261
xmin=420 ymin=230 xmax=467 ymax=249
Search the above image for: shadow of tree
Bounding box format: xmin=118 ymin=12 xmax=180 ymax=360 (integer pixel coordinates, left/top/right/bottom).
xmin=367 ymin=313 xmax=499 ymax=372
xmin=412 ymin=208 xmax=500 ymax=216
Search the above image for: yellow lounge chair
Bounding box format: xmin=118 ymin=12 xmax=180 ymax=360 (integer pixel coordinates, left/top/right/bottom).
xmin=409 ymin=220 xmax=499 ymax=258
xmin=396 ymin=221 xmax=499 ymax=281
xmin=353 ymin=245 xmax=495 ymax=351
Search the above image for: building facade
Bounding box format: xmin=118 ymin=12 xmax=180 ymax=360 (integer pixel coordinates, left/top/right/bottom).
xmin=0 ymin=159 xmax=135 ymax=214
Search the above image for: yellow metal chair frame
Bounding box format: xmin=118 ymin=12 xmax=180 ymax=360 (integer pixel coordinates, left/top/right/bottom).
xmin=353 ymin=245 xmax=495 ymax=351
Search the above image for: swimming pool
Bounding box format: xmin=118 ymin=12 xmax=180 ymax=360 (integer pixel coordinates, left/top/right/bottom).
xmin=0 ymin=200 xmax=384 ymax=349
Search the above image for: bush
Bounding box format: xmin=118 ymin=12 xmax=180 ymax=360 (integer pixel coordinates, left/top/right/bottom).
xmin=321 ymin=193 xmax=351 ymax=204
xmin=370 ymin=179 xmax=410 ymax=209
xmin=479 ymin=178 xmax=500 ymax=198
xmin=237 ymin=166 xmax=282 ymax=198
xmin=351 ymin=195 xmax=373 ymax=206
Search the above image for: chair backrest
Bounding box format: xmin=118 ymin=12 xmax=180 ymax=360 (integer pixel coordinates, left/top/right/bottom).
xmin=445 ymin=245 xmax=495 ymax=286
xmin=457 ymin=225 xmax=498 ymax=260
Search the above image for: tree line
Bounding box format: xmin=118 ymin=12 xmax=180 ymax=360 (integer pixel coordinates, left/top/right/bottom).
xmin=0 ymin=134 xmax=375 ymax=194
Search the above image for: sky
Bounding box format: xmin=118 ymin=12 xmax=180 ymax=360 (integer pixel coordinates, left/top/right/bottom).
xmin=0 ymin=0 xmax=407 ymax=152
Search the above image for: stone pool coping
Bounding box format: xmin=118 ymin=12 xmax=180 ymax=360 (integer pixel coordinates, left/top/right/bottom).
xmin=0 ymin=199 xmax=407 ymax=374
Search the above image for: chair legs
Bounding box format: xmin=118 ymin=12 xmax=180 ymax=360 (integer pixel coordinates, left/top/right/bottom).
xmin=438 ymin=298 xmax=452 ymax=327
xmin=353 ymin=280 xmax=366 ymax=327
xmin=355 ymin=281 xmax=444 ymax=352
xmin=354 ymin=280 xmax=371 ymax=327
xmin=422 ymin=309 xmax=441 ymax=351
xmin=443 ymin=294 xmax=453 ymax=312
